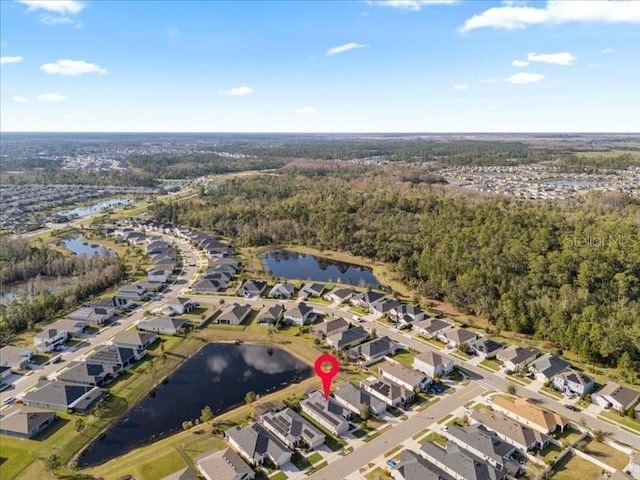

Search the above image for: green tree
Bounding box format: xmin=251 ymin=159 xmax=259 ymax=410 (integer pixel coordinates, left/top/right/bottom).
xmin=44 ymin=454 xmax=61 ymax=471
xmin=182 ymin=420 xmax=194 ymax=430
xmin=359 ymin=403 xmax=370 ymax=420
xmin=200 ymin=405 xmax=214 ymax=423
xmin=74 ymin=417 xmax=85 ymax=433
xmin=245 ymin=391 xmax=256 ymax=405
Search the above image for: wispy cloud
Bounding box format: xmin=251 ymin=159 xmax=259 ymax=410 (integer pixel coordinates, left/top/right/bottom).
xmin=223 ymin=86 xmax=254 ymax=96
xmin=512 ymin=59 xmax=529 ymax=67
xmin=453 ymin=84 xmax=468 ymax=91
xmin=479 ymin=78 xmax=499 ymax=83
xmin=325 ymin=42 xmax=367 ymax=57
xmin=39 ymin=14 xmax=82 ymax=27
xmin=12 ymin=95 xmax=29 ymax=103
xmin=37 ymin=93 xmax=66 ymax=102
xmin=527 ymin=52 xmax=576 ymax=65
xmin=601 ymin=47 xmax=613 ymax=54
xmin=41 ymin=59 xmax=108 ymax=75
xmin=0 ymin=56 xmax=23 ymax=65
xmin=18 ymin=1 xmax=85 ymax=27
xmin=366 ymin=0 xmax=458 ymax=11
xmin=460 ymin=1 xmax=640 ymax=32
xmin=504 ymin=72 xmax=545 ymax=84
xmin=295 ymin=106 xmax=317 ymax=115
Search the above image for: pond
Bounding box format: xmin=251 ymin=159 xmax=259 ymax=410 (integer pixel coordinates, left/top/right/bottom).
xmin=58 ymin=197 xmax=132 ymax=218
xmin=0 ymin=276 xmax=79 ymax=305
xmin=61 ymin=237 xmax=114 ymax=256
xmin=260 ymin=249 xmax=382 ymax=288
xmin=77 ymin=343 xmax=311 ymax=467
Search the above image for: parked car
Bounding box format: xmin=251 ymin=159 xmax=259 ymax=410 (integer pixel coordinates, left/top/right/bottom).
xmin=564 ymin=404 xmax=579 ymax=412
xmin=3 ymin=397 xmax=15 ymax=405
xmin=439 ymin=425 xmax=448 ymax=432
xmin=386 ymin=460 xmax=396 ymax=467
xmin=485 ymin=396 xmax=493 ymax=404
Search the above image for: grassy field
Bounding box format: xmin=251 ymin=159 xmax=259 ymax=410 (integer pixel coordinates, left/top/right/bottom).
xmin=392 ymin=349 xmax=415 ymax=368
xmin=581 ymin=438 xmax=630 ymax=470
xmin=540 ymin=443 xmax=563 ymax=464
xmin=364 ymin=467 xmax=393 ymax=480
xmin=419 ymin=432 xmax=447 ymax=446
xmin=550 ymin=453 xmax=603 ymax=480
xmin=599 ymin=410 xmax=640 ymax=433
xmin=479 ymin=358 xmax=502 ymax=372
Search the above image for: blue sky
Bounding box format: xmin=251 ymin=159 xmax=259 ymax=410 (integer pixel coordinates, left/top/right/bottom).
xmin=1 ymin=0 xmax=639 ymax=132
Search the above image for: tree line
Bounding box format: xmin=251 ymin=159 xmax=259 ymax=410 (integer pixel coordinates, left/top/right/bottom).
xmin=150 ymin=168 xmax=640 ymax=368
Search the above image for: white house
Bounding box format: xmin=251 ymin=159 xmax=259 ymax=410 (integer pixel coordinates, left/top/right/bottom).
xmin=553 ymin=369 xmax=595 ymax=396
xmin=413 ymin=351 xmax=454 ymax=378
xmin=592 ymin=382 xmax=640 ymax=413
xmin=147 ymin=268 xmax=169 ymax=284
xmin=379 ymin=363 xmax=430 ymax=392
xmin=0 ymin=346 xmax=35 ymax=369
xmin=33 ymin=328 xmax=69 ymax=353
xmin=283 ymin=303 xmax=315 ymax=326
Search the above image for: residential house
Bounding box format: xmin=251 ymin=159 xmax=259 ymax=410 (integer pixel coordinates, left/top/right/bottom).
xmin=283 ymin=303 xmax=316 ymax=326
xmin=361 ymin=376 xmax=415 ymax=407
xmin=333 ymin=381 xmax=387 ymax=417
xmin=86 ymin=344 xmax=143 ymax=372
xmin=216 ymin=304 xmax=252 ymax=325
xmin=528 ymin=354 xmax=571 ymax=382
xmin=300 ymin=390 xmax=350 ymax=437
xmin=56 ymin=361 xmax=114 ymax=387
xmin=138 ymin=316 xmax=187 ymax=335
xmin=492 ymin=397 xmax=569 ymax=434
xmin=259 ymin=407 xmax=325 ymax=450
xmin=33 ymin=328 xmax=69 ymax=353
xmin=0 ymin=408 xmax=57 ymax=439
xmin=369 ymin=298 xmax=402 ymax=316
xmin=389 ymin=304 xmax=425 ymax=324
xmin=553 ymin=369 xmax=595 ymax=396
xmin=147 ymin=268 xmax=169 ymax=284
xmin=0 ymin=346 xmax=34 ymax=369
xmin=161 ymin=297 xmax=197 ymax=316
xmin=0 ymin=366 xmax=11 ymax=383
xmin=470 ymin=408 xmax=550 ymax=451
xmin=437 ymin=328 xmax=480 ymax=349
xmin=445 ymin=424 xmax=520 ymax=475
xmin=210 ymin=257 xmax=239 ymax=272
xmin=496 ymin=346 xmax=540 ymax=372
xmin=112 ymin=330 xmax=158 ymax=350
xmin=379 ymin=364 xmax=430 ymax=392
xmin=326 ymin=326 xmax=369 ymax=350
xmin=592 ymin=382 xmax=640 ymax=413
xmin=238 ymin=280 xmax=267 ymax=298
xmin=301 ymin=283 xmax=325 ymax=298
xmin=268 ymin=283 xmax=296 ymax=299
xmin=162 ymin=467 xmax=199 ymax=480
xmin=226 ymin=423 xmax=291 ymax=468
xmin=192 ymin=279 xmax=225 ymax=294
xmin=350 ymin=290 xmax=385 ymax=307
xmin=196 ymin=448 xmax=255 ymax=480
xmin=391 ymin=449 xmax=454 ymax=480
xmin=66 ymin=305 xmax=115 ymax=325
xmin=256 ymin=304 xmax=284 ymax=327
xmin=22 ymin=380 xmax=104 ymax=413
xmin=420 ymin=441 xmax=506 ymax=480
xmin=323 ymin=287 xmax=355 ymax=304
xmin=630 ymin=453 xmax=640 ymax=480
xmin=203 ymin=269 xmax=233 ymax=283
xmin=635 ymin=402 xmax=640 ymax=419
xmin=468 ymin=338 xmax=505 ymax=359
xmin=312 ymin=317 xmax=350 ymax=339
xmin=412 ymin=317 xmax=454 ymax=339
xmin=47 ymin=319 xmax=87 ymax=336
xmin=413 ymin=351 xmax=454 ymax=378
xmin=353 ymin=336 xmax=398 ymax=365
xmin=115 ymin=283 xmax=148 ymax=304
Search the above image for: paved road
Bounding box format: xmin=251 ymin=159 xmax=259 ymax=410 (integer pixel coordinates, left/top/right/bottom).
xmin=0 ymin=236 xmax=199 ymax=405
xmin=307 ymin=383 xmax=485 ymax=480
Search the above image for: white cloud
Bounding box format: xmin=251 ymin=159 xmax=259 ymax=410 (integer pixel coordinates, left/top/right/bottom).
xmin=504 ymin=72 xmax=545 ymax=84
xmin=602 ymin=47 xmax=613 ymax=54
xmin=527 ymin=51 xmax=576 ymax=65
xmin=0 ymin=56 xmax=23 ymax=65
xmin=480 ymin=78 xmax=499 ymax=83
xmin=453 ymin=84 xmax=468 ymax=91
xmin=512 ymin=59 xmax=529 ymax=67
xmin=325 ymin=42 xmax=367 ymax=56
xmin=295 ymin=106 xmax=318 ymax=115
xmin=223 ymin=86 xmax=254 ymax=96
xmin=366 ymin=0 xmax=458 ymax=11
xmin=41 ymin=59 xmax=108 ymax=75
xmin=17 ymin=1 xmax=84 ymax=15
xmin=12 ymin=95 xmax=29 ymax=103
xmin=37 ymin=93 xmax=66 ymax=102
xmin=460 ymin=1 xmax=640 ymax=32
xmin=39 ymin=14 xmax=82 ymax=27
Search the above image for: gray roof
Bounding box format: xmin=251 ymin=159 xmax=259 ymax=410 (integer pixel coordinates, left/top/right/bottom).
xmin=334 ymin=381 xmax=386 ymax=413
xmin=497 ymin=345 xmax=540 ymax=366
xmin=23 ymin=380 xmax=98 ymax=409
xmin=595 ymin=382 xmax=640 ymax=409
xmin=269 ymin=283 xmax=295 ymax=296
xmin=469 ymin=338 xmax=504 ymax=356
xmin=192 ymin=279 xmax=223 ymax=292
xmin=447 ymin=424 xmax=516 ymax=466
xmin=240 ymin=279 xmax=267 ymax=294
xmin=327 ymin=326 xmax=369 ymax=349
xmin=528 ymin=353 xmax=570 ymax=378
xmin=356 ymin=336 xmax=394 ymax=358
xmin=0 ymin=407 xmax=56 ymax=436
xmin=443 ymin=328 xmax=479 ymax=344
xmin=352 ymin=291 xmax=385 ymax=305
xmin=412 ymin=317 xmax=453 ymax=335
xmin=285 ymin=302 xmax=314 ymax=318
xmin=260 ymin=407 xmax=324 ymax=447
xmin=87 ymin=344 xmax=137 ymax=367
xmin=161 ymin=466 xmax=199 ymax=480
xmin=256 ymin=304 xmax=284 ymax=324
xmin=555 ymin=369 xmax=593 ymax=387
xmin=471 ymin=408 xmax=549 ymax=449
xmin=393 ymin=450 xmax=453 ymax=480
xmin=57 ymin=361 xmax=113 ymax=384
xmin=196 ymin=448 xmax=253 ymax=480
xmin=226 ymin=423 xmax=289 ymax=465
xmin=361 ymin=376 xmax=412 ymax=402
xmin=302 ymin=283 xmax=325 ymax=295
xmin=301 ymin=391 xmax=350 ymax=429
xmin=139 ymin=316 xmax=187 ymax=331
xmin=326 ymin=287 xmax=355 ymax=300
xmin=112 ymin=330 xmax=157 ymax=348
xmin=313 ymin=317 xmax=350 ymax=337
xmin=421 ymin=442 xmax=505 ymax=480
xmin=414 ymin=350 xmax=449 ymax=368
xmin=380 ymin=363 xmax=428 ymax=387
xmin=217 ymin=303 xmax=252 ymax=323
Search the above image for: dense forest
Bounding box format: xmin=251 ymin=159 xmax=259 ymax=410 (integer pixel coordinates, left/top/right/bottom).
xmin=0 ymin=238 xmax=126 ymax=344
xmin=151 ymin=168 xmax=640 ymax=368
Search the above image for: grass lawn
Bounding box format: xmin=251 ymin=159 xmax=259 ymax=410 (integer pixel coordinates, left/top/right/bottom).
xmin=599 ymin=410 xmax=640 ymax=433
xmin=550 ymin=453 xmax=602 ymax=480
xmin=421 ymin=337 xmax=445 ymax=350
xmin=393 ymin=349 xmax=415 ymax=368
xmin=0 ymin=444 xmax=39 ymax=480
xmin=384 ymin=444 xmax=404 ymax=458
xmin=506 ymin=374 xmax=532 ymax=385
xmin=291 ymin=452 xmax=311 ymax=470
xmin=349 ymin=306 xmax=370 ymax=316
xmin=451 ymin=351 xmax=472 ymax=361
xmin=540 ymin=443 xmax=563 ymax=464
xmin=581 ymin=439 xmax=630 ymax=470
xmin=307 ymin=452 xmax=323 ymax=464
xmin=365 ymin=467 xmax=393 ymax=480
xmin=305 ymin=461 xmax=328 ymax=476
xmin=271 ymin=472 xmax=288 ymax=480
xmin=419 ymin=432 xmax=447 ymax=446
xmin=437 ymin=414 xmax=453 ymax=424
xmin=553 ymin=427 xmax=583 ymax=446
xmin=352 ymin=429 xmax=368 ymax=438
xmin=540 ymin=385 xmax=564 ymax=400
xmin=479 ymin=358 xmax=502 ymax=372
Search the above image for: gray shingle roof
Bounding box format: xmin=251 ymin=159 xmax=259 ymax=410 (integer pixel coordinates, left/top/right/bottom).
xmin=226 ymin=423 xmax=289 ymax=465
xmin=393 ymin=450 xmax=453 ymax=480
xmin=421 ymin=442 xmax=505 ymax=480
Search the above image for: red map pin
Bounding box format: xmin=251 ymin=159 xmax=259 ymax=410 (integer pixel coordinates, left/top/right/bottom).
xmin=314 ymin=353 xmax=340 ymax=401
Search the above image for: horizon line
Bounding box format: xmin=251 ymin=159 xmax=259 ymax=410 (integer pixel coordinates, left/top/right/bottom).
xmin=1 ymin=131 xmax=638 ymax=135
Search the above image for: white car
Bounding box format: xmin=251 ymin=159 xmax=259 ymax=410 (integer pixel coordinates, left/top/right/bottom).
xmin=485 ymin=397 xmax=493 ymax=404
xmin=3 ymin=397 xmax=16 ymax=405
xmin=439 ymin=425 xmax=448 ymax=432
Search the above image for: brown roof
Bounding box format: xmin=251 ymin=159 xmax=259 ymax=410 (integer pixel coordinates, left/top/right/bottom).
xmin=493 ymin=396 xmax=569 ymax=432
